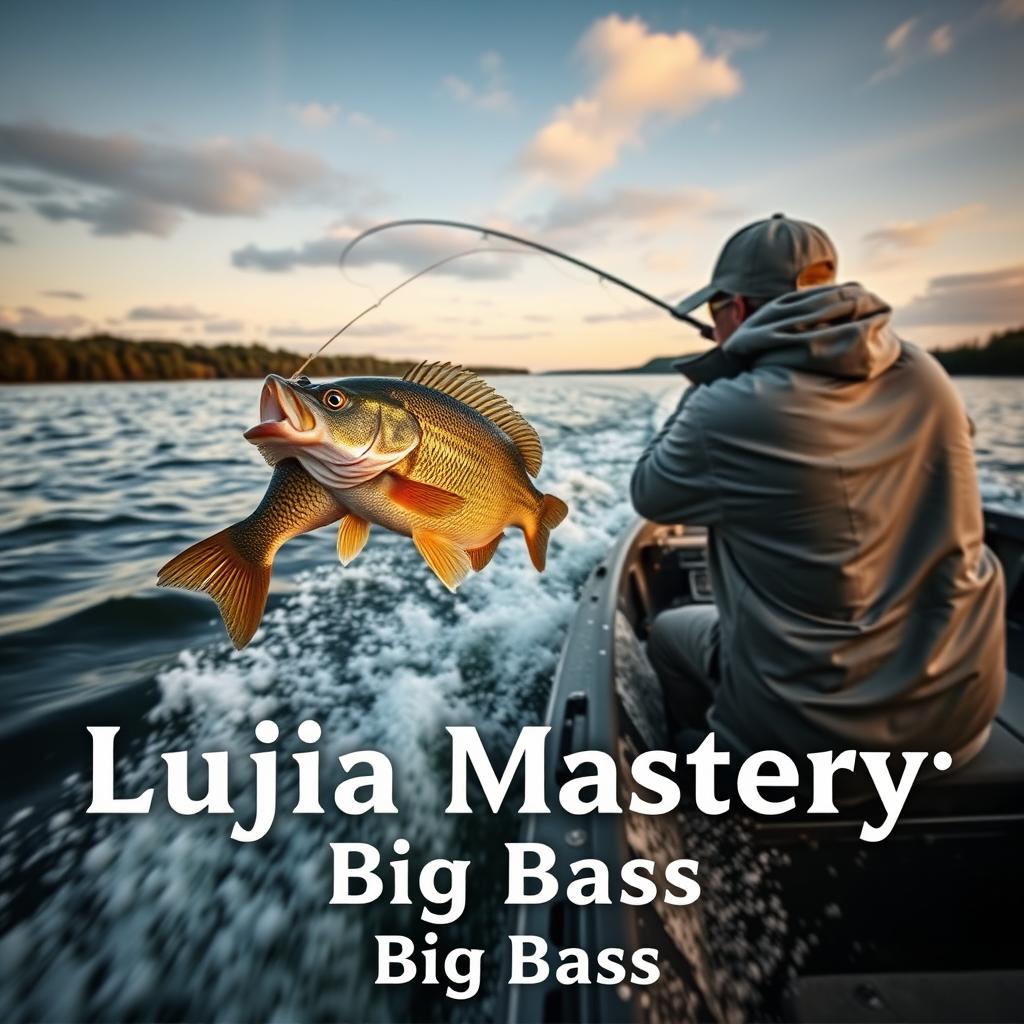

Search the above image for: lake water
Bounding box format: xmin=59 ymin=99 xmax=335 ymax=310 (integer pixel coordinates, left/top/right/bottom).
xmin=0 ymin=375 xmax=1021 ymax=1021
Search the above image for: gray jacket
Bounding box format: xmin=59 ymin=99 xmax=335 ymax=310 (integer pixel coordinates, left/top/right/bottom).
xmin=632 ymin=282 xmax=1005 ymax=762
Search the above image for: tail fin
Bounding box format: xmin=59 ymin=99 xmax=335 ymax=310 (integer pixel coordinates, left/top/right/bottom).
xmin=157 ymin=528 xmax=271 ymax=649
xmin=524 ymin=494 xmax=569 ymax=572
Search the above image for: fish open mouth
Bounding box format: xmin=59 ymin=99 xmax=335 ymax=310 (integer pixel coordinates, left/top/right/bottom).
xmin=244 ymin=375 xmax=319 ymax=444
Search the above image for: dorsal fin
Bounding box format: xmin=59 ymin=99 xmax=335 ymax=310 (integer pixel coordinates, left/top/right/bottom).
xmin=403 ymin=361 xmax=543 ymax=476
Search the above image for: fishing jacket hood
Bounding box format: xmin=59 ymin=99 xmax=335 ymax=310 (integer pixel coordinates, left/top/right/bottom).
xmin=633 ymin=281 xmax=1005 ymax=784
xmin=675 ymin=282 xmax=901 ymax=385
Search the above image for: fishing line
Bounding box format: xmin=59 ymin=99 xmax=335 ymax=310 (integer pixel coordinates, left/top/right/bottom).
xmin=338 ymin=218 xmax=716 ymax=340
xmin=290 ymin=244 xmax=517 ymax=380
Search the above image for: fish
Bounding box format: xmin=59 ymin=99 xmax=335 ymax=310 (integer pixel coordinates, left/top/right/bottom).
xmin=246 ymin=361 xmax=567 ymax=584
xmin=157 ymin=361 xmax=568 ymax=649
xmin=157 ymin=457 xmax=346 ymax=648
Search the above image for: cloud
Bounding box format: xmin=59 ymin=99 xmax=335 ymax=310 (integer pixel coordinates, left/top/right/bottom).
xmin=233 ymin=222 xmax=520 ymax=280
xmin=126 ymin=304 xmax=215 ymax=322
xmin=704 ymin=26 xmax=768 ymax=56
xmin=871 ymin=16 xmax=956 ymax=84
xmin=232 ymin=236 xmax=341 ymax=273
xmin=0 ymin=226 xmax=14 ymax=245
xmin=265 ymin=321 xmax=405 ymax=340
xmin=0 ymin=176 xmax=58 ymax=196
xmin=347 ymin=111 xmax=395 ymax=143
xmin=203 ymin=319 xmax=246 ymax=334
xmin=439 ymin=314 xmax=482 ymax=327
xmin=266 ymin=323 xmax=337 ymax=339
xmin=472 ymin=331 xmax=549 ymax=342
xmin=288 ymin=101 xmax=340 ymax=129
xmin=519 ymin=15 xmax=741 ymax=188
xmin=287 ymin=101 xmax=393 ymax=140
xmin=0 ymin=121 xmax=345 ymax=237
xmin=346 ymin=321 xmax=407 ymax=338
xmin=997 ymin=0 xmax=1024 ymax=21
xmin=0 ymin=200 xmax=14 ymax=212
xmin=886 ymin=18 xmax=917 ymax=52
xmin=443 ymin=76 xmax=474 ymax=103
xmin=480 ymin=50 xmax=502 ymax=76
xmin=929 ymin=24 xmax=954 ymax=55
xmin=0 ymin=304 xmax=91 ymax=334
xmin=41 ymin=289 xmax=86 ymax=300
xmin=534 ymin=185 xmax=727 ymax=238
xmin=898 ymin=263 xmax=1024 ymax=326
xmin=34 ymin=195 xmax=181 ymax=237
xmin=583 ymin=306 xmax=663 ymax=325
xmin=443 ymin=51 xmax=515 ymax=113
xmin=863 ymin=203 xmax=985 ymax=252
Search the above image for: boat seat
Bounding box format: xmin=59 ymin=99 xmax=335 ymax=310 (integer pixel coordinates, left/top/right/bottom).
xmin=900 ymin=719 xmax=1024 ymax=818
xmin=901 ymin=669 xmax=1024 ymax=818
xmin=748 ymin=672 xmax=1024 ymax=837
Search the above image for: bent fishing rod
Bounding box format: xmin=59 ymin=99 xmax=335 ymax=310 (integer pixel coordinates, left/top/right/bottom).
xmin=338 ymin=218 xmax=716 ymax=341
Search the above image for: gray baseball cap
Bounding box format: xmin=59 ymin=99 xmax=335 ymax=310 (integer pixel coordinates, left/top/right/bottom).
xmin=675 ymin=213 xmax=837 ymax=316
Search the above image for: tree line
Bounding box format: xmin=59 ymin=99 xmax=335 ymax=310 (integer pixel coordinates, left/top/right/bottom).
xmin=0 ymin=326 xmax=1020 ymax=383
xmin=0 ymin=332 xmax=526 ymax=383
xmin=927 ymin=326 xmax=1023 ymax=376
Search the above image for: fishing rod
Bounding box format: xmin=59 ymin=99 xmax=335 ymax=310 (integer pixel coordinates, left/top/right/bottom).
xmin=338 ymin=218 xmax=716 ymax=341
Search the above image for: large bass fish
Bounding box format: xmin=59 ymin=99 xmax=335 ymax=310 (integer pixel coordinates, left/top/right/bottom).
xmin=158 ymin=362 xmax=568 ymax=647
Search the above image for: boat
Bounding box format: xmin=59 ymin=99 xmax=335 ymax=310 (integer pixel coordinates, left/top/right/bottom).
xmin=504 ymin=507 xmax=1024 ymax=1023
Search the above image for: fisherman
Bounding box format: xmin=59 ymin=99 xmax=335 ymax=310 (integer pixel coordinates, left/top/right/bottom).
xmin=631 ymin=214 xmax=1005 ymax=793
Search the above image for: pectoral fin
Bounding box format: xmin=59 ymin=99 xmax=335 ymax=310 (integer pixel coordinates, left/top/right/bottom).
xmin=524 ymin=493 xmax=569 ymax=572
xmin=337 ymin=513 xmax=370 ymax=566
xmin=468 ymin=533 xmax=503 ymax=572
xmin=412 ymin=530 xmax=472 ymax=592
xmin=387 ymin=473 xmax=465 ymax=517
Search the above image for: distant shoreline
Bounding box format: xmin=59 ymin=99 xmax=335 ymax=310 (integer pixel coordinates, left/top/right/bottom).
xmin=1 ymin=325 xmax=1020 ymax=382
xmin=545 ymin=325 xmax=1024 ymax=377
xmin=0 ymin=331 xmax=526 ymax=383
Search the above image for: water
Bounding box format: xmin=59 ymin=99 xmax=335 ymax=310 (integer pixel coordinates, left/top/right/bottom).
xmin=0 ymin=375 xmax=1020 ymax=1022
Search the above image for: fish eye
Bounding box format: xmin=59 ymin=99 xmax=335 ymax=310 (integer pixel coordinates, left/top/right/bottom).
xmin=322 ymin=389 xmax=346 ymax=410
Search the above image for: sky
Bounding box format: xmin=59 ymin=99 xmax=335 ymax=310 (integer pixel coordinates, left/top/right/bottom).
xmin=1 ymin=0 xmax=1022 ymax=371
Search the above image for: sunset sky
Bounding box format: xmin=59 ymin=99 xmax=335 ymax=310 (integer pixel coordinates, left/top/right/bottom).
xmin=1 ymin=0 xmax=1022 ymax=370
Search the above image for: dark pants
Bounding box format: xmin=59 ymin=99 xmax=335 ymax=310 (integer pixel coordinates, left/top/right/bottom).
xmin=646 ymin=605 xmax=721 ymax=731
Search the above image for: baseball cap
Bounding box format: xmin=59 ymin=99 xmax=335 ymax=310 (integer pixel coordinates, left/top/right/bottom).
xmin=675 ymin=213 xmax=837 ymax=316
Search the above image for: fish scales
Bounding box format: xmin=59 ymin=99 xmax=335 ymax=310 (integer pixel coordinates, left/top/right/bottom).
xmin=341 ymin=379 xmax=539 ymax=547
